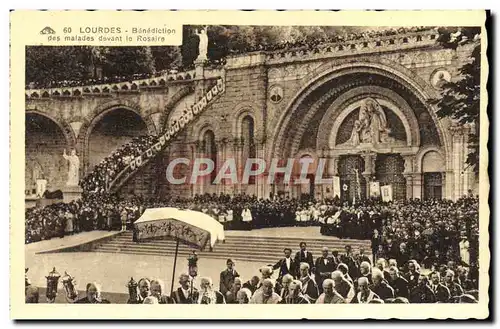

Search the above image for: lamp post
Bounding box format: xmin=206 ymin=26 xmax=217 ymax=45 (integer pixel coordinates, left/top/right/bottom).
xmin=45 ymin=267 xmax=61 ymax=303
xmin=61 ymin=271 xmax=78 ymax=303
xmin=126 ymin=277 xmax=138 ymax=304
xmin=188 ymin=251 xmax=199 ymax=303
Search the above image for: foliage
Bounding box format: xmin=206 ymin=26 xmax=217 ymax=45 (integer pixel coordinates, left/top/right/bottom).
xmin=430 ymin=27 xmax=482 ymax=173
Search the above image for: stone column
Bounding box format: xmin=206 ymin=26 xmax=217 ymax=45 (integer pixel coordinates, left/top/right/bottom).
xmin=233 ymin=137 xmax=244 ymax=195
xmin=450 ymin=124 xmax=466 ymax=200
xmin=361 ymin=152 xmax=376 ymax=198
xmin=194 ymin=60 xmax=207 ymax=101
xmin=402 ymin=154 xmax=416 ymax=199
xmin=194 ymin=141 xmax=204 ymax=196
xmin=215 ymin=138 xmax=228 ymax=195
xmin=412 ymin=173 xmax=423 ymax=199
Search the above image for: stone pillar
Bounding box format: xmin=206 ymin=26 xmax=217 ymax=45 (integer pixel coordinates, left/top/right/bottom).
xmin=327 ymin=155 xmax=339 ymax=177
xmin=412 ymin=173 xmax=423 ymax=199
xmin=194 ymin=141 xmax=204 ymax=196
xmin=450 ymin=124 xmax=466 ymax=200
xmin=403 ymin=154 xmax=416 ymax=199
xmin=194 ymin=60 xmax=207 ymax=101
xmin=233 ymin=137 xmax=244 ymax=195
xmin=215 ymin=138 xmax=228 ymax=195
xmin=361 ymin=152 xmax=376 ymax=198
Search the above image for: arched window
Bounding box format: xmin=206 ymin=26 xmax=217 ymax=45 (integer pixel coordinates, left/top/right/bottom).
xmin=202 ymin=130 xmax=217 ymax=184
xmin=241 ymin=116 xmax=256 ymax=185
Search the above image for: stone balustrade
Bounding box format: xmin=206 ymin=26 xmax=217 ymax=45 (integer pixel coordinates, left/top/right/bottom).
xmin=25 ymin=68 xmax=224 ymax=99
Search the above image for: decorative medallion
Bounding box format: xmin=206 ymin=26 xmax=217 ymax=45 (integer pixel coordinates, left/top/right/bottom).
xmin=269 ymin=85 xmax=284 ymax=103
xmin=430 ymin=69 xmax=451 ymax=89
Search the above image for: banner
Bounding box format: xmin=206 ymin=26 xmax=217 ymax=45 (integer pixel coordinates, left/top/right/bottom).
xmin=381 ymin=184 xmax=393 ymax=202
xmin=332 ymin=176 xmax=341 ymax=198
xmin=369 ymin=181 xmax=381 ymax=198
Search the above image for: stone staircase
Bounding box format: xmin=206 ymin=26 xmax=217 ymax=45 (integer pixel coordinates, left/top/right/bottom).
xmin=92 ymin=230 xmax=371 ymax=264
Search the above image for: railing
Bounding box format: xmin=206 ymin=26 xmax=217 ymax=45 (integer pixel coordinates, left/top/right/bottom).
xmin=107 ymin=78 xmax=226 ymax=193
xmin=24 ymin=68 xmax=224 ymax=99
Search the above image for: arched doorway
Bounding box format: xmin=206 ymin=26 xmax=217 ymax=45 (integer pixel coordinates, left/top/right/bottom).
xmin=375 ymin=154 xmax=406 ymax=200
xmin=241 ymin=115 xmax=256 ymax=186
xmin=87 ymin=108 xmax=148 ymax=170
xmin=25 ymin=113 xmax=70 ymax=192
xmin=338 ymin=155 xmax=365 ymax=202
xmin=422 ymin=151 xmax=445 ymax=199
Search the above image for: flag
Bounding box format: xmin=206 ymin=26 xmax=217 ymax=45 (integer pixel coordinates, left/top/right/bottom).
xmin=332 ymin=176 xmax=341 ymax=198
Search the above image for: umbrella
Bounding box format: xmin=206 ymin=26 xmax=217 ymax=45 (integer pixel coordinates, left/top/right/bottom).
xmin=133 ymin=207 xmax=225 ymax=295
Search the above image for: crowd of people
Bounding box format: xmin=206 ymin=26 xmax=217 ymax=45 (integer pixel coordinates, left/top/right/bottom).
xmin=25 ymin=241 xmax=479 ymax=304
xmin=228 ymin=26 xmax=434 ymax=55
xmin=26 ymin=190 xmax=479 ymax=277
xmin=26 ymin=70 xmax=170 ymax=89
xmin=79 ymin=135 xmax=156 ymax=195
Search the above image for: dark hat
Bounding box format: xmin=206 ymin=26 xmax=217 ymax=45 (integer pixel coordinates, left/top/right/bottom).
xmin=226 ymin=258 xmax=234 ymax=265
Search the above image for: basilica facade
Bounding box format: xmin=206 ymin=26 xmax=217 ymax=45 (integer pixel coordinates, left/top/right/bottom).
xmin=25 ymin=29 xmax=479 ymax=202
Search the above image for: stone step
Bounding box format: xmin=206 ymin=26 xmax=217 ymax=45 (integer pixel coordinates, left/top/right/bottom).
xmin=91 ymin=229 xmax=372 ymax=264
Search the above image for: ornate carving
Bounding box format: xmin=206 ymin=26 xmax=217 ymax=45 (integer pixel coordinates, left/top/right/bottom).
xmin=342 ymin=98 xmax=397 ymax=147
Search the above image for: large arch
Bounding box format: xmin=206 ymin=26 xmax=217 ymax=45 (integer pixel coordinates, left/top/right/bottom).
xmin=78 ymin=102 xmax=154 ymax=172
xmin=25 ymin=111 xmax=76 ymax=192
xmin=269 ymin=59 xmax=449 ymax=163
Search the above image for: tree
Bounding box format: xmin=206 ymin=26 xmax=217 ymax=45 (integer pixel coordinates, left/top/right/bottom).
xmin=431 ymin=27 xmax=482 ymax=173
xmin=102 ymin=46 xmax=155 ymax=77
xmin=25 ymin=46 xmax=91 ymax=87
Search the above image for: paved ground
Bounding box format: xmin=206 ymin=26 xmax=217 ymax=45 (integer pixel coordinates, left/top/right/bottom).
xmin=27 ymin=228 xmax=331 ymax=302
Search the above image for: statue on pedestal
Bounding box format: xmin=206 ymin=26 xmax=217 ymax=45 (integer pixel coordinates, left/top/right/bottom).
xmin=63 ymin=149 xmax=80 ymax=186
xmin=195 ymin=27 xmax=209 ymax=62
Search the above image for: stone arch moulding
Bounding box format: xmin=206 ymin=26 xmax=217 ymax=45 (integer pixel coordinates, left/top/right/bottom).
xmin=312 ymin=86 xmax=420 ymax=154
xmin=194 ymin=121 xmax=218 ymax=143
xmin=232 ymin=101 xmax=262 ymax=141
xmin=77 ymin=100 xmax=156 ymax=172
xmin=160 ymin=85 xmax=195 ymax=132
xmin=415 ymin=146 xmax=447 ymax=173
xmin=269 ymin=59 xmax=449 ymax=164
xmin=25 ymin=109 xmax=77 ymax=148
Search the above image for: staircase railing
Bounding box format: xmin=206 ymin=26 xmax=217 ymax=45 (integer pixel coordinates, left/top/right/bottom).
xmin=107 ymin=78 xmax=226 ymax=194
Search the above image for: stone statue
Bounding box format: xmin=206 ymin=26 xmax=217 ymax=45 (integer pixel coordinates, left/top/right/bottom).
xmin=195 ymin=27 xmax=208 ymax=61
xmin=63 ymin=149 xmax=80 ymax=186
xmin=347 ymin=98 xmax=394 ymax=146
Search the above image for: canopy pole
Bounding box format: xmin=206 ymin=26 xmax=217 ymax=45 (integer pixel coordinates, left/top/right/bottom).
xmin=170 ymin=239 xmax=180 ymax=296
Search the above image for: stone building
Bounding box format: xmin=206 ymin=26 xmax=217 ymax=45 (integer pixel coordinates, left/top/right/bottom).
xmin=25 ymin=28 xmax=479 ymax=202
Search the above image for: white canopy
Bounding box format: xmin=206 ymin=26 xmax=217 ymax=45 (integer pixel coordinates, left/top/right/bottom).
xmin=134 ymin=207 xmax=225 ymax=248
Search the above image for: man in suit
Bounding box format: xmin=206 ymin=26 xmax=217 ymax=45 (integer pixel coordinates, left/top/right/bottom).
xmin=443 ymin=269 xmax=464 ymax=301
xmin=294 ymin=242 xmax=314 ymax=275
xmin=375 ymin=258 xmax=391 ymax=282
xmin=277 ymin=274 xmax=293 ymax=303
xmin=370 ymin=268 xmax=394 ymax=301
xmin=341 ymin=245 xmax=359 ymax=280
xmin=358 ymin=247 xmax=372 ymax=265
xmin=410 ymin=274 xmax=436 ymax=303
xmin=405 ymin=260 xmax=421 ymax=292
xmin=387 ymin=266 xmax=410 ymax=299
xmin=172 ymin=273 xmax=198 ymax=304
xmin=219 ymin=258 xmax=240 ymax=296
xmin=273 ymin=248 xmax=298 ymax=281
xmin=242 ymin=276 xmax=260 ymax=295
xmin=314 ymin=247 xmax=336 ymax=293
xmin=429 ymin=271 xmax=451 ymax=303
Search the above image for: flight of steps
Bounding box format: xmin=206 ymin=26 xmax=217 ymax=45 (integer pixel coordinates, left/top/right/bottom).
xmin=92 ymin=231 xmax=371 ymax=264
